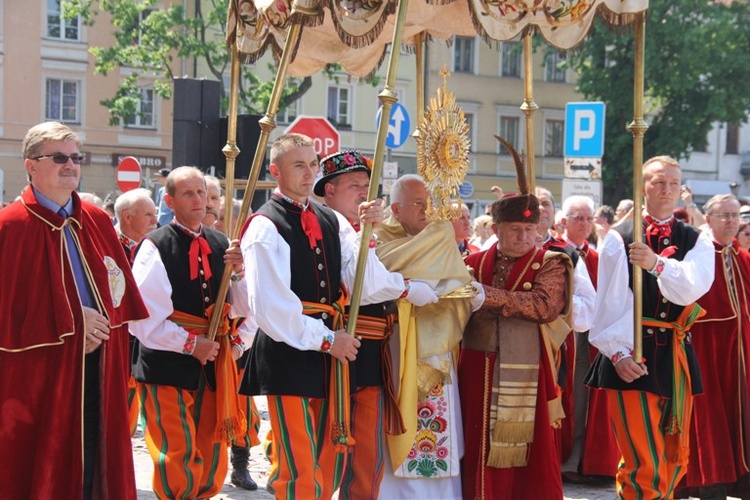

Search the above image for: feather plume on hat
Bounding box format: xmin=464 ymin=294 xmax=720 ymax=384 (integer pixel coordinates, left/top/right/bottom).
xmin=490 ymin=135 xmax=540 ymax=224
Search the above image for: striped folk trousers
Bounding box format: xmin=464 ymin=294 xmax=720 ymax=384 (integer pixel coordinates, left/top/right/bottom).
xmin=607 ymin=389 xmax=687 ymax=500
xmin=139 ymin=380 xmax=228 ymax=500
xmin=265 ymin=395 xmax=346 ymax=500
xmin=339 ymin=386 xmax=386 ymax=500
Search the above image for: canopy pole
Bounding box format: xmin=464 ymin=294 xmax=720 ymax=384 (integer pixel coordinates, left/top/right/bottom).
xmin=415 ymin=32 xmax=425 ymax=133
xmin=221 ymin=43 xmax=241 ymax=239
xmin=346 ymin=0 xmax=411 ymax=336
xmin=208 ymin=21 xmax=303 ymax=341
xmin=521 ymin=32 xmax=538 ymax=191
xmin=628 ymin=18 xmax=648 ymax=363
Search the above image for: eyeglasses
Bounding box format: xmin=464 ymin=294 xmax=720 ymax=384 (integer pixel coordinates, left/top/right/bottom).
xmin=568 ymin=215 xmax=594 ymax=223
xmin=31 ymin=153 xmax=85 ymax=165
xmin=401 ymin=200 xmax=428 ymax=210
xmin=710 ymin=212 xmax=740 ymax=222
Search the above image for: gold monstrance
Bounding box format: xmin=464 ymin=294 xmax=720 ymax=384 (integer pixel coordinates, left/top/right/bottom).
xmin=416 ymin=66 xmax=472 ymax=222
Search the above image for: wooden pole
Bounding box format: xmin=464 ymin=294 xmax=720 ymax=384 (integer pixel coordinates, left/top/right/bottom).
xmin=346 ymin=0 xmax=411 ymax=336
xmin=521 ymin=33 xmax=538 ymax=192
xmin=627 ymin=18 xmax=648 ymax=363
xmin=207 ymin=22 xmax=304 ymax=340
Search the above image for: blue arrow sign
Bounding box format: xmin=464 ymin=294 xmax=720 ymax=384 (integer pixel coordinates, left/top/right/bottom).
xmin=376 ymin=102 xmax=411 ymax=149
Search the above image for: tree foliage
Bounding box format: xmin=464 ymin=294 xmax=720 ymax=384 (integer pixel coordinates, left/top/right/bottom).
xmin=564 ymin=0 xmax=750 ymax=205
xmin=62 ymin=0 xmax=312 ymax=125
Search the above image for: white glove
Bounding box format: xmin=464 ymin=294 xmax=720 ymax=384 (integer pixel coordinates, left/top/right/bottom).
xmin=404 ymin=280 xmax=439 ymax=307
xmin=469 ymin=281 xmax=485 ymax=312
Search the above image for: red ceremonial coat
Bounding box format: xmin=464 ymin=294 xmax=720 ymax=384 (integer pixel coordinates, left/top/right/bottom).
xmin=0 ymin=187 xmax=148 ymax=499
xmin=683 ymin=242 xmax=750 ymax=490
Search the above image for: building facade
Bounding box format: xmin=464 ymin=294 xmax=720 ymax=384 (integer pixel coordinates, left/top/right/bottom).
xmin=0 ymin=0 xmax=176 ymax=203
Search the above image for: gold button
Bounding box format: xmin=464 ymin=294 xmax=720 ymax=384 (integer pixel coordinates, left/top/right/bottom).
xmin=321 ymin=297 xmax=327 ymax=303
xmin=522 ymin=282 xmax=532 ymax=290
xmin=320 ymin=281 xmax=326 ymax=288
xmin=202 ymin=283 xmax=207 ymax=289
xmin=315 ymin=248 xmax=321 ymax=254
xmin=204 ymin=297 xmax=210 ymax=302
xmin=646 ymin=329 xmax=654 ymax=334
xmin=321 ymin=312 xmax=329 ymax=319
xmin=318 ymin=263 xmax=324 ymax=270
xmin=663 ymin=238 xmax=670 ymax=244
xmin=531 ymin=263 xmax=541 ymax=270
xmin=659 ymin=312 xmax=667 ymax=318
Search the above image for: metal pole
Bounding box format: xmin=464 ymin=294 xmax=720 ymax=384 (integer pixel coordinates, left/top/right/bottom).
xmin=521 ymin=33 xmax=538 ymax=192
xmin=207 ymin=21 xmax=304 ymax=340
xmin=627 ymin=18 xmax=648 ymax=363
xmin=346 ymin=0 xmax=411 ymax=336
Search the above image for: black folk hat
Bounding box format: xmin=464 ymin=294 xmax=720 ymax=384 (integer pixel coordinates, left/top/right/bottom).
xmin=313 ymin=150 xmax=372 ymax=197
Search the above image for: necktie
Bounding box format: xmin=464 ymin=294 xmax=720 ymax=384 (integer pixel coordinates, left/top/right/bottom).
xmin=724 ymin=247 xmax=736 ymax=297
xmin=645 ymin=215 xmax=672 ymax=239
xmin=188 ymin=236 xmax=213 ymax=281
xmin=300 ymin=206 xmax=323 ymax=249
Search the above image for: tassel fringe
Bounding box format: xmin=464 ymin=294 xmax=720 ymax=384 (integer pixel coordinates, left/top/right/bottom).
xmin=486 ymin=443 xmax=529 ymax=468
xmin=491 ymin=421 xmax=535 ymax=444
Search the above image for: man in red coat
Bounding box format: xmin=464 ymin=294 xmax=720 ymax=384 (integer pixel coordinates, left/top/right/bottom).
xmin=559 ymin=195 xmax=620 ymax=481
xmin=460 ymin=191 xmax=574 ymax=499
xmin=679 ymin=193 xmax=750 ymax=498
xmin=0 ymin=121 xmax=148 ymax=499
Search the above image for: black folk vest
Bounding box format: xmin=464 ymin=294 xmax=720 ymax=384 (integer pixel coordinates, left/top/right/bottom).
xmin=133 ymin=224 xmax=227 ymax=391
xmin=240 ymin=198 xmax=344 ymax=398
xmin=585 ymin=219 xmax=704 ymax=396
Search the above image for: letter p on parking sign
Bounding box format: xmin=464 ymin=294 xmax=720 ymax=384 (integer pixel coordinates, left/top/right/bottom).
xmin=564 ymin=102 xmax=606 ymax=158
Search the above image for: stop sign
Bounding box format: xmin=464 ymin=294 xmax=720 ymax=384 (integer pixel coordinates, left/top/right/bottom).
xmin=117 ymin=156 xmax=142 ymax=192
xmin=284 ymin=115 xmax=340 ymax=157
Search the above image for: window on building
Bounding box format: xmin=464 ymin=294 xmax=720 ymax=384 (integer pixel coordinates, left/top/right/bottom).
xmin=545 ymin=51 xmax=566 ymax=82
xmin=454 ymin=37 xmax=475 ymax=73
xmin=327 ymin=86 xmax=351 ymax=128
xmin=279 ymin=97 xmax=300 ymax=124
xmin=545 ymin=119 xmax=564 ymax=157
xmin=125 ymin=88 xmax=155 ymax=128
xmin=46 ymin=78 xmax=80 ymax=123
xmin=726 ymin=122 xmax=740 ymax=155
xmin=47 ymin=0 xmax=80 ymax=41
xmin=501 ymin=42 xmax=521 ymax=77
xmin=465 ymin=112 xmax=476 ymax=153
xmin=498 ymin=116 xmax=520 ymax=154
xmin=136 ymin=8 xmax=156 ymax=44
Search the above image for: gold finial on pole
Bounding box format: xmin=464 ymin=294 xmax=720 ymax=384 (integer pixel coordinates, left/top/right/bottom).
xmin=521 ymin=32 xmax=538 ymax=192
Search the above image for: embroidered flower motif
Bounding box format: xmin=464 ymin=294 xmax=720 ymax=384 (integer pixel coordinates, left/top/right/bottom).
xmin=417 ymin=400 xmax=436 ymax=419
xmin=436 ymin=446 xmax=449 ymax=459
xmin=428 ymin=382 xmax=444 ymax=398
xmin=428 ymin=417 xmax=448 ymax=433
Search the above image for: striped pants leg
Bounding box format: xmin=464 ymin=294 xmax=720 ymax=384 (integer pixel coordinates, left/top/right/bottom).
xmin=607 ymin=389 xmax=686 ymax=500
xmin=127 ymin=375 xmax=140 ymax=437
xmin=139 ymin=381 xmax=229 ymax=499
xmin=339 ymin=386 xmax=385 ymax=500
xmin=266 ymin=395 xmax=346 ymax=500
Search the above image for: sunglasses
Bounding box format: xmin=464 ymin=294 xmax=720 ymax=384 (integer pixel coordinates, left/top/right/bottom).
xmin=32 ymin=153 xmax=85 ymax=165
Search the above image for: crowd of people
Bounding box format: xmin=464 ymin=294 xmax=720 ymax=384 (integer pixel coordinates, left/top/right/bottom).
xmin=1 ymin=121 xmax=750 ymax=500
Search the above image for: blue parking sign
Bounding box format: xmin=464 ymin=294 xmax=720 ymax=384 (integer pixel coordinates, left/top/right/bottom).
xmin=564 ymin=102 xmax=606 ymax=158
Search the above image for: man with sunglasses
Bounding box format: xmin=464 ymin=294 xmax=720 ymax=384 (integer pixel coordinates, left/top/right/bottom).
xmin=0 ymin=121 xmax=149 ymax=499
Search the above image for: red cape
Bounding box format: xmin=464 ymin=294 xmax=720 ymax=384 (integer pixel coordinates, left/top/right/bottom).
xmin=0 ymin=187 xmax=148 ymax=499
xmin=683 ymin=242 xmax=750 ymax=490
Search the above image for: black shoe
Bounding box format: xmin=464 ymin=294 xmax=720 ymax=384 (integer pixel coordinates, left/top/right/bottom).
xmin=231 ymin=469 xmax=258 ymax=491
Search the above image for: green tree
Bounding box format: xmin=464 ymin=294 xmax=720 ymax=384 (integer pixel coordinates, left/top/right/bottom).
xmin=62 ymin=0 xmax=311 ymax=125
xmin=564 ymin=0 xmax=750 ymax=205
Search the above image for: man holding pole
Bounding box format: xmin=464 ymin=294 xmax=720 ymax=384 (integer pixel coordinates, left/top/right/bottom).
xmin=130 ymin=166 xmax=251 ymax=499
xmin=585 ymin=156 xmax=714 ymax=499
xmin=239 ymin=134 xmax=437 ymax=500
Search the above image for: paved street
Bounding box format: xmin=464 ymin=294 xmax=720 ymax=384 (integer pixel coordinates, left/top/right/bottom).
xmin=132 ymin=396 xmax=619 ymax=500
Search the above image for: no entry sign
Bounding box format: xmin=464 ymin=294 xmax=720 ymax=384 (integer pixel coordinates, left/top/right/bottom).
xmin=117 ymin=156 xmax=143 ymax=192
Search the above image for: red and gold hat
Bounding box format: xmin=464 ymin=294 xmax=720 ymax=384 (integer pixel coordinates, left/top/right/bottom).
xmin=314 ymin=150 xmax=372 ymax=196
xmin=491 ymin=135 xmax=540 ymax=224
